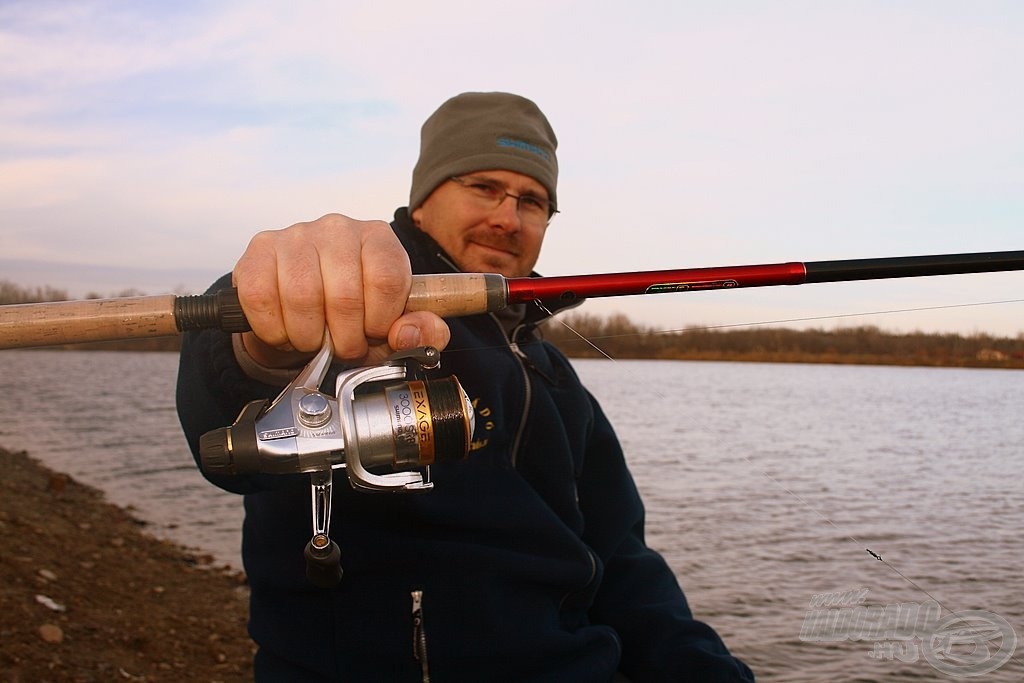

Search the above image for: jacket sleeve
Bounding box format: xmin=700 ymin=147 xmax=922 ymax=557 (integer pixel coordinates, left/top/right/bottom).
xmin=579 ymin=397 xmax=755 ymax=682
xmin=175 ymin=274 xmax=304 ymax=495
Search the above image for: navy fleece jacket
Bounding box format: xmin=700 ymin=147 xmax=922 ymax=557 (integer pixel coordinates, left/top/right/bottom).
xmin=175 ymin=209 xmax=755 ymax=682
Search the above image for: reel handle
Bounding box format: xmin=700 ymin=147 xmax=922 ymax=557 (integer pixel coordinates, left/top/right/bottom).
xmin=304 ymin=538 xmax=343 ymax=588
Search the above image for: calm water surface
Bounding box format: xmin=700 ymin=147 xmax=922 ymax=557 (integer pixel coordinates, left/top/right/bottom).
xmin=0 ymin=350 xmax=1020 ymax=682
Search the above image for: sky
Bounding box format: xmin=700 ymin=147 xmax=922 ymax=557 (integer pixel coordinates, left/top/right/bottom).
xmin=2 ymin=1 xmax=1022 ymax=337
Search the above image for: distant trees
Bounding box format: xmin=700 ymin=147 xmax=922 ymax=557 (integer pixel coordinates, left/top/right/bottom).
xmin=541 ymin=312 xmax=1024 ymax=369
xmin=85 ymin=288 xmax=147 ymax=300
xmin=0 ymin=280 xmax=68 ymax=305
xmin=0 ymin=281 xmax=154 ymax=304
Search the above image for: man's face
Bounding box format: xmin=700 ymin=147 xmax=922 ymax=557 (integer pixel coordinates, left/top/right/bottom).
xmin=410 ymin=169 xmax=551 ymax=277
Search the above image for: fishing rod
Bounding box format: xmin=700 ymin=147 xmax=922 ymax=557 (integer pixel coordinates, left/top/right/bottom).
xmin=0 ymin=249 xmax=1022 ymax=350
xmin=4 ymin=248 xmax=1021 ymax=588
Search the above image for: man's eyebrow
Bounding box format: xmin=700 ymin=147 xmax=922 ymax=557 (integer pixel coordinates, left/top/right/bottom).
xmin=464 ymin=173 xmax=548 ymax=199
xmin=462 ymin=173 xmax=498 ymax=184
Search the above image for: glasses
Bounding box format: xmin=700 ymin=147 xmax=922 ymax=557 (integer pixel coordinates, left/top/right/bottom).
xmin=449 ymin=176 xmax=558 ymax=225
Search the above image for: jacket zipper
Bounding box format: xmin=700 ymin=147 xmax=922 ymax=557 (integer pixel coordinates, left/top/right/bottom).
xmin=411 ymin=589 xmax=430 ymax=682
xmin=506 ymin=334 xmax=532 ymax=468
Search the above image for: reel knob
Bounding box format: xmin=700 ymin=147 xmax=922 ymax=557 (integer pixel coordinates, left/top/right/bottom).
xmin=304 ymin=534 xmax=343 ymax=588
xmin=197 ymin=399 xmax=267 ymax=476
xmin=198 ymin=427 xmax=231 ymax=473
xmin=297 ymin=392 xmax=332 ymax=428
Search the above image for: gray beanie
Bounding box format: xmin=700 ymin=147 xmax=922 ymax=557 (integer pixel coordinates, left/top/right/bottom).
xmin=409 ymin=92 xmax=558 ymax=212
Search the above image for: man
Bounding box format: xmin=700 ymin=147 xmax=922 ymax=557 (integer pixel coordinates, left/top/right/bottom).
xmin=177 ymin=92 xmax=754 ymax=682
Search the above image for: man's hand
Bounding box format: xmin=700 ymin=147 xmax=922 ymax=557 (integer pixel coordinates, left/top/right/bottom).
xmin=232 ymin=213 xmax=450 ymax=368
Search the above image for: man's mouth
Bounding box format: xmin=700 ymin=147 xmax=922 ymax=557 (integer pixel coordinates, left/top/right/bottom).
xmin=469 ymin=237 xmax=519 ymax=258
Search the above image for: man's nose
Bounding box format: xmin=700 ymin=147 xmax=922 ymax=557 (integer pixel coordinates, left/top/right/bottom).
xmin=489 ymin=194 xmax=523 ymax=232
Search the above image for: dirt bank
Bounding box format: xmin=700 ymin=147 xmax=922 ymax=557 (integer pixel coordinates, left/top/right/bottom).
xmin=0 ymin=447 xmax=254 ymax=682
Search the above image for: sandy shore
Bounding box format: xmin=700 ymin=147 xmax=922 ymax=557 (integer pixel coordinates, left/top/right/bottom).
xmin=0 ymin=446 xmax=254 ymax=682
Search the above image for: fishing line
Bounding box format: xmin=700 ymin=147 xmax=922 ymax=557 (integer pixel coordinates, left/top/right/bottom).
xmin=442 ymin=297 xmax=1024 ymax=356
xmin=567 ymin=297 xmax=1024 ymax=342
xmin=532 ymin=299 xmax=990 ymax=628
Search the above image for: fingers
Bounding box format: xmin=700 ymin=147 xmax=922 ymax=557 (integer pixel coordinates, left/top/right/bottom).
xmin=233 ymin=230 xmax=289 ymax=349
xmin=389 ymin=311 xmax=451 ymax=354
xmin=234 ymin=220 xmax=327 ymax=354
xmin=232 ymin=214 xmax=450 ymax=368
xmin=318 ymin=217 xmax=411 ymax=359
xmin=353 ymin=310 xmax=452 ymax=367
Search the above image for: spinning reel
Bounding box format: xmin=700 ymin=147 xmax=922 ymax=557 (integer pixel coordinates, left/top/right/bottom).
xmin=198 ymin=334 xmax=475 ymax=587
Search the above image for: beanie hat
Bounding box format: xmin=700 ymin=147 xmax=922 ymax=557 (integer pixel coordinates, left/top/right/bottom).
xmin=409 ymin=92 xmax=558 ymax=212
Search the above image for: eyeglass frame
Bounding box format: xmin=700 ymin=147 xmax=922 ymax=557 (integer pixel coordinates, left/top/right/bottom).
xmin=448 ymin=175 xmax=559 ymax=223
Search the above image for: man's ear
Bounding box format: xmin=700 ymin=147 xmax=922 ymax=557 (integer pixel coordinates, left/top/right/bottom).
xmin=410 ymin=206 xmax=423 ymax=228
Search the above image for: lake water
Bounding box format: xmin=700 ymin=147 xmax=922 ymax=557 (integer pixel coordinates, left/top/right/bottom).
xmin=0 ymin=350 xmax=1020 ymax=682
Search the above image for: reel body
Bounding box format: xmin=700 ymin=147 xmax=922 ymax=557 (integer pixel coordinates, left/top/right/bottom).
xmin=198 ymin=335 xmax=474 ymax=586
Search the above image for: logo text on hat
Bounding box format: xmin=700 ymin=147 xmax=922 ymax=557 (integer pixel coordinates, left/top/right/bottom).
xmin=496 ymin=137 xmax=550 ymax=161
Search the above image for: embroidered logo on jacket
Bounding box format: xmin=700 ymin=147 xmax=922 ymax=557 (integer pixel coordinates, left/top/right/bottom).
xmin=470 ymin=396 xmax=494 ymax=452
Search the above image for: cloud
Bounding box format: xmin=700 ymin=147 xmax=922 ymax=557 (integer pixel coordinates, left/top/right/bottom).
xmin=1 ymin=1 xmax=1021 ymax=334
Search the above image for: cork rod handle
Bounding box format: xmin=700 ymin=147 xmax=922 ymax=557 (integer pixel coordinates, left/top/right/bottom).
xmin=0 ymin=295 xmax=180 ymax=349
xmin=0 ymin=274 xmax=508 ymax=350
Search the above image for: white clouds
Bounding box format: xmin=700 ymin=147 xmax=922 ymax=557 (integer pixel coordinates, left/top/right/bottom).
xmin=1 ymin=1 xmax=1021 ymax=334
xmin=1 ymin=4 xmax=205 ymax=88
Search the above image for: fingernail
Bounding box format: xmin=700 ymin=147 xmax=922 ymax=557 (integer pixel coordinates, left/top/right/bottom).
xmin=397 ymin=324 xmax=421 ymax=349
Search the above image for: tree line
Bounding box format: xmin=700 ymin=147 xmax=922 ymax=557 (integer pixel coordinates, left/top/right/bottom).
xmin=3 ymin=280 xmax=1022 ymax=367
xmin=540 ymin=311 xmax=1024 ymax=369
xmin=0 ymin=281 xmax=70 ymax=305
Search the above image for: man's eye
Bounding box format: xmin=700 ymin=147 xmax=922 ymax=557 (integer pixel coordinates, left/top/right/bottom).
xmin=520 ymin=196 xmax=546 ymax=212
xmin=470 ymin=182 xmax=500 ymax=196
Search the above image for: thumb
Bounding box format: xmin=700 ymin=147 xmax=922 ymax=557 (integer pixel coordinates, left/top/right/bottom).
xmin=389 ymin=311 xmax=451 ymax=353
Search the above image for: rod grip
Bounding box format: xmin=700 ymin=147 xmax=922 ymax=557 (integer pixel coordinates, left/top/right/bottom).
xmin=0 ymin=273 xmax=507 ymax=349
xmin=0 ymin=295 xmax=180 ymax=349
xmin=203 ymin=272 xmax=507 ymax=327
xmin=208 ymin=272 xmax=507 ymax=323
xmin=406 ymin=273 xmax=507 ymax=317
